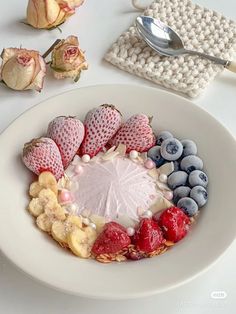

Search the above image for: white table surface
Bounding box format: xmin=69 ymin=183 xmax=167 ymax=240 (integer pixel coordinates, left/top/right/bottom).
xmin=0 ymin=0 xmax=236 ymax=313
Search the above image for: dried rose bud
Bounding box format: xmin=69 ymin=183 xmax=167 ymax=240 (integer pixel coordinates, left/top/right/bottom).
xmin=50 ymin=36 xmax=88 ymax=81
xmin=0 ymin=48 xmax=46 ymax=91
xmin=57 ymin=0 xmax=84 ymax=9
xmin=26 ymin=0 xmax=76 ymax=29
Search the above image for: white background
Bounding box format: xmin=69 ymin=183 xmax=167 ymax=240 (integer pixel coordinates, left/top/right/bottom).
xmin=0 ymin=0 xmax=236 ymax=313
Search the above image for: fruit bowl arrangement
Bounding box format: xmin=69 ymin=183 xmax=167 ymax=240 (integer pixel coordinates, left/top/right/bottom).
xmin=22 ymin=103 xmax=208 ymax=263
xmin=1 ymin=85 xmax=236 ymax=298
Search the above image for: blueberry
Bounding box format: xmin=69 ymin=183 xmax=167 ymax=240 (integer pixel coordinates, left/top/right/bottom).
xmin=190 ymin=186 xmax=208 ymax=208
xmin=181 ymin=139 xmax=197 ymax=157
xmin=177 ymin=197 xmax=199 ymax=217
xmin=180 ymin=155 xmax=203 ymax=174
xmin=173 ymin=161 xmax=180 ymax=171
xmin=160 ymin=138 xmax=183 ymax=161
xmin=156 ymin=131 xmax=173 ymax=145
xmin=188 ymin=170 xmax=208 ymax=188
xmin=147 ymin=145 xmax=165 ymax=167
xmin=167 ymin=171 xmax=188 ymax=189
xmin=173 ymin=186 xmax=191 ymax=204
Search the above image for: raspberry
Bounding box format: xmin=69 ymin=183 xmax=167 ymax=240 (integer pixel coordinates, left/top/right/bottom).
xmin=158 ymin=207 xmax=191 ymax=242
xmin=133 ymin=218 xmax=164 ymax=253
xmin=92 ymin=222 xmax=131 ymax=255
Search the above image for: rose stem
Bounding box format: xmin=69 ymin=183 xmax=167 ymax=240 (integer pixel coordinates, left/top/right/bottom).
xmin=42 ymin=39 xmax=61 ymax=59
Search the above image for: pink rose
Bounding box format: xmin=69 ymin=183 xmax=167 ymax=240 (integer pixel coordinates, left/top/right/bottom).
xmin=26 ymin=0 xmax=76 ymax=29
xmin=57 ymin=0 xmax=84 ymax=9
xmin=50 ymin=36 xmax=88 ymax=81
xmin=0 ymin=48 xmax=46 ymax=91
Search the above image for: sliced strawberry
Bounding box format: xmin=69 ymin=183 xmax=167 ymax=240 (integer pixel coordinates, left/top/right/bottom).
xmin=80 ymin=104 xmax=122 ymax=157
xmin=91 ymin=222 xmax=131 ymax=255
xmin=133 ymin=218 xmax=164 ymax=253
xmin=158 ymin=207 xmax=191 ymax=243
xmin=47 ymin=116 xmax=84 ymax=169
xmin=22 ymin=137 xmax=64 ymax=180
xmin=109 ymin=114 xmax=156 ymax=153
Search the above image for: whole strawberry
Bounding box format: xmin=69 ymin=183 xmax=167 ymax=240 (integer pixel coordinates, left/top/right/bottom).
xmin=47 ymin=116 xmax=84 ymax=168
xmin=80 ymin=104 xmax=122 ymax=157
xmin=22 ymin=137 xmax=64 ymax=180
xmin=133 ymin=218 xmax=164 ymax=253
xmin=158 ymin=207 xmax=191 ymax=243
xmin=92 ymin=222 xmax=131 ymax=255
xmin=109 ymin=114 xmax=155 ymax=153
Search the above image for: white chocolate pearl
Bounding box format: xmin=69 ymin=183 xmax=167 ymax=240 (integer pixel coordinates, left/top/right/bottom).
xmin=142 ymin=210 xmax=153 ymax=218
xmin=82 ymin=154 xmax=90 ymax=163
xmin=159 ymin=174 xmax=168 ymax=183
xmin=59 ymin=189 xmax=72 ymax=203
xmin=82 ymin=217 xmax=90 ymax=225
xmin=70 ymin=204 xmax=77 ymax=213
xmin=90 ymin=222 xmax=97 ymax=230
xmin=69 ymin=203 xmax=77 ymax=212
xmin=129 ymin=150 xmax=138 ymax=159
xmin=144 ymin=159 xmax=155 ymax=169
xmin=126 ymin=227 xmax=135 ymax=236
xmin=74 ymin=164 xmax=83 ymax=174
xmin=164 ymin=191 xmax=173 ymax=201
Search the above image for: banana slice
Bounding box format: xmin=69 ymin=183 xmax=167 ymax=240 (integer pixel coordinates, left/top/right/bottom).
xmin=51 ymin=215 xmax=83 ymax=246
xmin=84 ymin=226 xmax=97 ymax=245
xmin=28 ymin=188 xmax=59 ymax=217
xmin=38 ymin=188 xmax=58 ymax=205
xmin=66 ymin=215 xmax=83 ymax=229
xmin=29 ymin=181 xmax=42 ymax=198
xmin=63 ymin=215 xmax=83 ymax=235
xmin=51 ymin=220 xmax=68 ymax=245
xmin=44 ymin=201 xmax=66 ymax=221
xmin=38 ymin=171 xmax=58 ymax=195
xmin=89 ymin=214 xmax=105 ymax=233
xmin=28 ymin=198 xmax=44 ymax=217
xmin=36 ymin=213 xmax=53 ymax=232
xmin=67 ymin=228 xmax=91 ymax=258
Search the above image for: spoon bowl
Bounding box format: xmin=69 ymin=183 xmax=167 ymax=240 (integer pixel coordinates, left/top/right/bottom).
xmin=136 ymin=15 xmax=236 ymax=72
xmin=136 ymin=16 xmax=185 ymax=56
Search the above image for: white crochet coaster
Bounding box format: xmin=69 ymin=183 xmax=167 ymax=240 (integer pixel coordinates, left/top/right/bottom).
xmin=105 ymin=0 xmax=236 ymax=97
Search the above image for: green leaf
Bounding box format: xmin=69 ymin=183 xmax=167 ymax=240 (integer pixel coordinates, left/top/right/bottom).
xmin=48 ymin=21 xmax=65 ymax=32
xmin=20 ymin=20 xmax=31 ymax=26
xmin=74 ymin=72 xmax=81 ymax=82
xmin=0 ymin=80 xmax=7 ymax=86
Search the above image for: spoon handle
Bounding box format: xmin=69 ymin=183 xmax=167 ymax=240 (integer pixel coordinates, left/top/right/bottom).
xmin=226 ymin=61 xmax=236 ymax=73
xmin=185 ymin=49 xmax=236 ymax=73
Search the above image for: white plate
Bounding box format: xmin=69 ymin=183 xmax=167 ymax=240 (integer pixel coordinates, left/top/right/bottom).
xmin=0 ymin=84 xmax=236 ymax=299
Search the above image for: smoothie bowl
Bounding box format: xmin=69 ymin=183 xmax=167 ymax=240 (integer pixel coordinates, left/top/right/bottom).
xmin=0 ymin=85 xmax=235 ymax=299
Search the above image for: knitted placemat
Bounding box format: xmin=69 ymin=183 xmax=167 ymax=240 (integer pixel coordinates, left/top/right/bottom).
xmin=105 ymin=0 xmax=236 ymax=97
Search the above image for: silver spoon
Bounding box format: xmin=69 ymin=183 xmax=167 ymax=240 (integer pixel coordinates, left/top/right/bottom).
xmin=136 ymin=16 xmax=236 ymax=73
